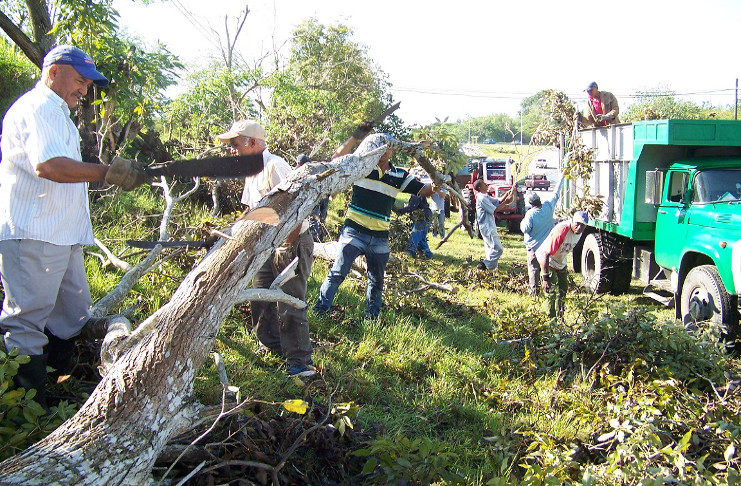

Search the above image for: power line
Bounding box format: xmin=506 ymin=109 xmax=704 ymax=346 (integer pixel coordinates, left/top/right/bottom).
xmin=389 ymin=86 xmax=737 ymax=101
xmin=170 ymin=0 xmax=222 ymax=53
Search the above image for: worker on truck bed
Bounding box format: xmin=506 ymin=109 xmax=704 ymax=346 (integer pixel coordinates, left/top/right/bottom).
xmin=580 ymin=81 xmax=620 ymax=127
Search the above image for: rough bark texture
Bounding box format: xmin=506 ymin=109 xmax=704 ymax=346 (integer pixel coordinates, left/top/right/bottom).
xmin=0 ymin=149 xmax=385 ymax=485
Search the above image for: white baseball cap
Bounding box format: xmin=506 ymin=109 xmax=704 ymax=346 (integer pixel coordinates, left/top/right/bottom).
xmin=216 ymin=120 xmax=266 ymax=142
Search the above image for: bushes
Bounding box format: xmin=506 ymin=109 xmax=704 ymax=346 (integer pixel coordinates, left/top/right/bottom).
xmin=0 ymin=40 xmax=37 ymax=122
xmin=0 ymin=349 xmax=76 ymax=461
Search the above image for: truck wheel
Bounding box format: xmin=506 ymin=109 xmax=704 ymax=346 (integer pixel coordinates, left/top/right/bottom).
xmin=581 ymin=233 xmax=613 ymax=293
xmin=462 ymin=187 xmax=476 ymax=227
xmin=680 ymin=265 xmax=739 ymax=338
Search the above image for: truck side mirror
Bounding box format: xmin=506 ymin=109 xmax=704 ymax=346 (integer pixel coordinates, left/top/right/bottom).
xmin=645 ymin=170 xmax=664 ymax=205
xmin=683 ymin=188 xmax=693 ymax=204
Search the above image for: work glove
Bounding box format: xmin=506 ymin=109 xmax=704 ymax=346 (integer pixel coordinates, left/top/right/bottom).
xmin=352 ymin=121 xmax=374 ymax=140
xmin=105 ymin=156 xmax=148 ymax=191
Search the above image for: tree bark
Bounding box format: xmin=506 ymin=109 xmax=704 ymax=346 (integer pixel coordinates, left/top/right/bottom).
xmin=0 ymin=148 xmax=387 ymax=485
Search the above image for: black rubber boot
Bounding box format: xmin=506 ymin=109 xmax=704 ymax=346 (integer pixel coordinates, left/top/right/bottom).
xmin=44 ymin=330 xmax=76 ymax=379
xmin=14 ymin=354 xmax=48 ymax=410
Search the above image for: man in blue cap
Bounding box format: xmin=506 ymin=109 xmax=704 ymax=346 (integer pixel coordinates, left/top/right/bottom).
xmin=0 ymin=45 xmax=146 ymax=408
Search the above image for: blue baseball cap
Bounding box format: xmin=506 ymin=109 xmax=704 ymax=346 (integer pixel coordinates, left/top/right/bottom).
xmin=43 ymin=45 xmax=109 ymax=87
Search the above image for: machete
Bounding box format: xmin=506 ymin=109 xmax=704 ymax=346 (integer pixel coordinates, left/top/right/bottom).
xmin=126 ymin=239 xmax=213 ymax=249
xmin=142 ymin=153 xmax=265 ymax=179
xmin=126 ymin=207 xmax=282 ymax=249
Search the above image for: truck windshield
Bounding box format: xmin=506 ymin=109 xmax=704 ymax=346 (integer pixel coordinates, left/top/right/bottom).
xmin=692 ymin=169 xmax=741 ymax=203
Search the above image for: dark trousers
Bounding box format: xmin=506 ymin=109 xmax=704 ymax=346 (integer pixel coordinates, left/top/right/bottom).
xmin=251 ymin=231 xmax=314 ymax=367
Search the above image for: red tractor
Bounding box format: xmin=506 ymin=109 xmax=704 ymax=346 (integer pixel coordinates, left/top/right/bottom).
xmin=460 ymin=157 xmax=525 ymax=235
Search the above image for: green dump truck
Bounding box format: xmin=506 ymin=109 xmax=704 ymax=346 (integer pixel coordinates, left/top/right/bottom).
xmin=568 ymin=119 xmax=741 ymax=331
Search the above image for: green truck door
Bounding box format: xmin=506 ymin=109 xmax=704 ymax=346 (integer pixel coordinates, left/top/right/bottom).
xmin=654 ymin=170 xmax=689 ymax=271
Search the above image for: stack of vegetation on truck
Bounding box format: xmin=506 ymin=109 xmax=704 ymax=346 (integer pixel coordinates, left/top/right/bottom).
xmin=461 ymin=157 xmax=525 ymax=234
xmin=568 ymin=119 xmax=741 ymax=337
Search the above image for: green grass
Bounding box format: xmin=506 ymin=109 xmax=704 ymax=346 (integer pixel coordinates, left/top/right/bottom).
xmin=82 ymin=188 xmax=740 ymax=485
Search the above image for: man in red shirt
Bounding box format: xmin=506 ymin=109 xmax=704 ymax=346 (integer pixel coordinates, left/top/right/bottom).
xmin=581 ymin=82 xmax=620 ymax=127
xmin=536 ymin=211 xmax=588 ymax=318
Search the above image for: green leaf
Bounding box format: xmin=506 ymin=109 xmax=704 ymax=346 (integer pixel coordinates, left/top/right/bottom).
xmin=361 ymin=457 xmax=378 ymax=475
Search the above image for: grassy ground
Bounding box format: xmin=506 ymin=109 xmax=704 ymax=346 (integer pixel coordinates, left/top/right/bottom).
xmin=77 ymin=189 xmax=740 ymax=484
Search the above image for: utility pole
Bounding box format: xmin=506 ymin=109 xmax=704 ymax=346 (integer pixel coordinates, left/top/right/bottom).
xmin=520 ymin=111 xmax=523 ymax=145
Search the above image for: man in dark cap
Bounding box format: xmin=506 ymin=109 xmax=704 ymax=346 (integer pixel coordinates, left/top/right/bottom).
xmin=520 ymin=175 xmax=564 ymax=295
xmin=0 ymin=45 xmax=146 ymax=408
xmin=581 ymin=82 xmax=620 ymax=127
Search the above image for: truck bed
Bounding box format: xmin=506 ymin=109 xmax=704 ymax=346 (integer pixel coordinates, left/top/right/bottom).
xmin=570 ymin=120 xmax=741 ymax=241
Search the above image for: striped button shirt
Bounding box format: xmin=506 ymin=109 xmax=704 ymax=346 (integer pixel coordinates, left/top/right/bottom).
xmin=0 ymin=82 xmax=94 ymax=245
xmin=345 ymin=165 xmax=425 ymax=238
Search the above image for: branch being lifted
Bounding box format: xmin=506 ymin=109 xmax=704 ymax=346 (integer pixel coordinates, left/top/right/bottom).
xmin=391 ymin=139 xmax=476 ymax=240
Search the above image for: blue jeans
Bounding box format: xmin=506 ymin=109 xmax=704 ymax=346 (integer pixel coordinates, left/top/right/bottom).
xmin=407 ymin=220 xmax=433 ymax=257
xmin=314 ymin=225 xmax=390 ymax=318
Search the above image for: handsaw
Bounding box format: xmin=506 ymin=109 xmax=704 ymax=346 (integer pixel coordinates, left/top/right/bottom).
xmin=371 ymin=101 xmax=401 ymax=126
xmin=142 ymin=153 xmax=264 ymax=179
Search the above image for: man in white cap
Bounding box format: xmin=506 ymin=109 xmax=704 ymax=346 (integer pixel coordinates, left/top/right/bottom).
xmin=217 ymin=120 xmax=315 ymax=377
xmin=536 ymin=211 xmax=589 ymax=318
xmin=0 ymin=45 xmax=147 ymax=408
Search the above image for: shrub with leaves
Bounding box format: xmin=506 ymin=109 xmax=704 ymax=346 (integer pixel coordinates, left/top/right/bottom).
xmin=352 ymin=435 xmax=466 ymax=485
xmin=0 ymin=349 xmax=76 ymax=461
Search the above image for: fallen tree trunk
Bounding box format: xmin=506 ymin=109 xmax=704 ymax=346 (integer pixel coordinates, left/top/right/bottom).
xmin=0 ymin=148 xmax=386 ymax=485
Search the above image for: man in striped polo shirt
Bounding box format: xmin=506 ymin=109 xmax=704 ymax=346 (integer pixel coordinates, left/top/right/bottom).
xmin=0 ymin=45 xmax=145 ymax=408
xmin=313 ymin=133 xmax=437 ymax=319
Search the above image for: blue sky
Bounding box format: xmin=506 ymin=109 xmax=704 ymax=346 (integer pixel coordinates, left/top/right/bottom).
xmin=113 ymin=0 xmax=741 ymax=125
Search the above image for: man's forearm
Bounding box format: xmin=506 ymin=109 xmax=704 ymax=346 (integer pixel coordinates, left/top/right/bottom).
xmin=36 ymin=156 xmax=108 ymax=183
xmin=332 ymin=136 xmax=358 ymax=160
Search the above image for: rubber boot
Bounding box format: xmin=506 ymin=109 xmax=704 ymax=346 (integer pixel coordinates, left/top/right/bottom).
xmin=44 ymin=329 xmax=76 ymax=380
xmin=14 ymin=354 xmax=48 ymax=410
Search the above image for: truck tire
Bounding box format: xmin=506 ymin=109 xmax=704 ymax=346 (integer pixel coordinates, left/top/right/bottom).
xmin=506 ymin=219 xmax=521 ymax=234
xmin=581 ymin=233 xmax=613 ymax=294
xmin=462 ymin=187 xmax=482 ymax=239
xmin=680 ymin=265 xmax=739 ymax=338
